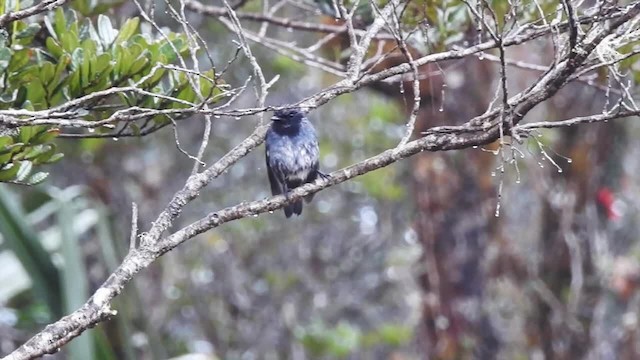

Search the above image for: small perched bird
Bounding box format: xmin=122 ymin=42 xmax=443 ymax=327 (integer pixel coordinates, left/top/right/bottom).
xmin=265 ymin=107 xmax=322 ymax=217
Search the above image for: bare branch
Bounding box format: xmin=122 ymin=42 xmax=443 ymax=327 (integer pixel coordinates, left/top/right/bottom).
xmin=129 ymin=203 xmax=139 ymax=252
xmin=562 ymin=0 xmax=579 ymax=54
xmin=513 ymin=109 xmax=640 ymax=133
xmin=0 ymin=0 xmax=67 ymax=28
xmin=221 ymin=0 xmax=270 ymax=120
xmin=184 ymin=0 xmax=397 ymax=40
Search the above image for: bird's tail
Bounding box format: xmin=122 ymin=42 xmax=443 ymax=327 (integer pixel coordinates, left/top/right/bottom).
xmin=284 ymin=199 xmax=303 ymax=218
xmin=304 ymin=193 xmax=315 ymax=203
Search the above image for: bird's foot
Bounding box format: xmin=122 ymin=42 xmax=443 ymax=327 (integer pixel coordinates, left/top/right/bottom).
xmin=318 ymin=171 xmax=331 ymax=181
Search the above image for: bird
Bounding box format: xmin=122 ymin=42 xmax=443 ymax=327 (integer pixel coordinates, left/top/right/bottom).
xmin=265 ymin=107 xmax=323 ymax=217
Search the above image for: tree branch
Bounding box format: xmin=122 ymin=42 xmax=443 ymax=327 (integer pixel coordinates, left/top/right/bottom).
xmin=0 ymin=0 xmax=68 ymax=28
xmin=513 ymin=109 xmax=640 ymax=133
xmin=184 ymin=0 xmax=397 ymax=40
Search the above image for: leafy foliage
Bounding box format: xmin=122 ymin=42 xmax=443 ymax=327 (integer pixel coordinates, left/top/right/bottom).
xmin=296 ymin=320 xmax=413 ymax=357
xmin=0 ymin=7 xmax=220 ymax=184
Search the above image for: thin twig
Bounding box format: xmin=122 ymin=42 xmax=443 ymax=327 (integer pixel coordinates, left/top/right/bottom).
xmin=129 ymin=203 xmax=139 ymax=252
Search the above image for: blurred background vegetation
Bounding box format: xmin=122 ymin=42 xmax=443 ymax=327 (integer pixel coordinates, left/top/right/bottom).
xmin=2 ymin=0 xmax=640 ymax=359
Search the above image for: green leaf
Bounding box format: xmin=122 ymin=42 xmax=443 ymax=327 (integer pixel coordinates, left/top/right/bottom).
xmin=69 ymin=65 xmax=81 ymax=96
xmin=15 ymin=23 xmax=41 ymax=39
xmin=130 ymin=34 xmax=149 ymax=48
xmin=8 ymin=49 xmax=31 ymax=73
xmin=94 ymin=53 xmax=111 ymax=74
xmin=159 ymin=39 xmax=183 ymax=63
xmin=375 ymin=324 xmax=413 ymax=346
xmin=0 ymin=136 xmax=12 ymax=148
xmin=23 ymin=127 xmax=48 ymax=145
xmin=22 ymin=99 xmax=34 ymax=111
xmin=71 ymin=0 xmax=91 ymax=17
xmin=15 ymin=160 xmax=33 ymax=181
xmin=40 ymin=62 xmax=55 ymax=84
xmin=13 ymin=86 xmax=27 ymax=107
xmin=53 ymin=8 xmax=67 ymax=40
xmin=128 ymin=56 xmax=148 ymax=76
xmin=27 ymin=145 xmax=54 ymax=164
xmin=0 ymin=152 xmax=16 ymax=165
xmin=43 ymin=15 xmax=57 ymax=41
xmin=0 ymin=141 xmax=23 ymax=156
xmin=329 ymin=323 xmax=361 ymax=356
xmin=97 ymin=15 xmax=117 ymax=48
xmin=60 ymin=31 xmax=80 ymax=53
xmin=12 ymin=21 xmax=41 ymax=46
xmin=44 ymin=152 xmax=64 ymax=164
xmin=32 ymin=128 xmax=60 ymax=145
xmin=174 ymin=86 xmax=196 ymax=108
xmin=92 ymin=1 xmax=126 ymax=15
xmin=114 ymin=17 xmax=139 ymax=45
xmin=199 ymin=69 xmax=217 ymax=98
xmin=81 ymin=49 xmax=91 ymax=87
xmin=45 ymin=37 xmax=64 ymax=58
xmin=81 ymin=37 xmax=97 ymax=57
xmin=18 ymin=126 xmax=37 ymax=143
xmin=24 ymin=79 xmax=46 ymax=108
xmin=297 ymin=322 xmax=362 ymax=358
xmin=140 ymin=67 xmax=166 ymax=89
xmin=0 ymin=27 xmax=6 ymax=49
xmin=71 ymin=47 xmax=84 ymax=70
xmin=17 ymin=144 xmax=45 ymax=160
xmin=27 ymin=171 xmax=48 ymax=185
xmin=112 ymin=43 xmax=124 ymax=77
xmin=0 ymin=47 xmax=12 ymax=73
xmin=0 ymin=163 xmax=20 ymax=181
xmin=46 ymin=54 xmax=71 ymax=95
xmin=80 ymin=18 xmax=100 ymax=44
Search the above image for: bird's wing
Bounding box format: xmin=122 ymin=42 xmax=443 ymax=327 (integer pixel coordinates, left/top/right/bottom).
xmin=304 ymin=126 xmax=320 ymax=184
xmin=303 ymin=130 xmax=320 ymax=203
xmin=266 ymin=148 xmax=283 ymax=196
xmin=305 ymin=159 xmax=319 ymax=183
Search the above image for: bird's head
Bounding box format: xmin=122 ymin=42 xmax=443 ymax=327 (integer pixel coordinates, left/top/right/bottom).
xmin=271 ymin=108 xmax=306 ymax=127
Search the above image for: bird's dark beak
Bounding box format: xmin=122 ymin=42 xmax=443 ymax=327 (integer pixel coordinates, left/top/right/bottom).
xmin=270 ymin=115 xmax=282 ymax=121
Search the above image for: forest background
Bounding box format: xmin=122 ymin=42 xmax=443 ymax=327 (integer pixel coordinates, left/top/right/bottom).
xmin=2 ymin=0 xmax=640 ymax=359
